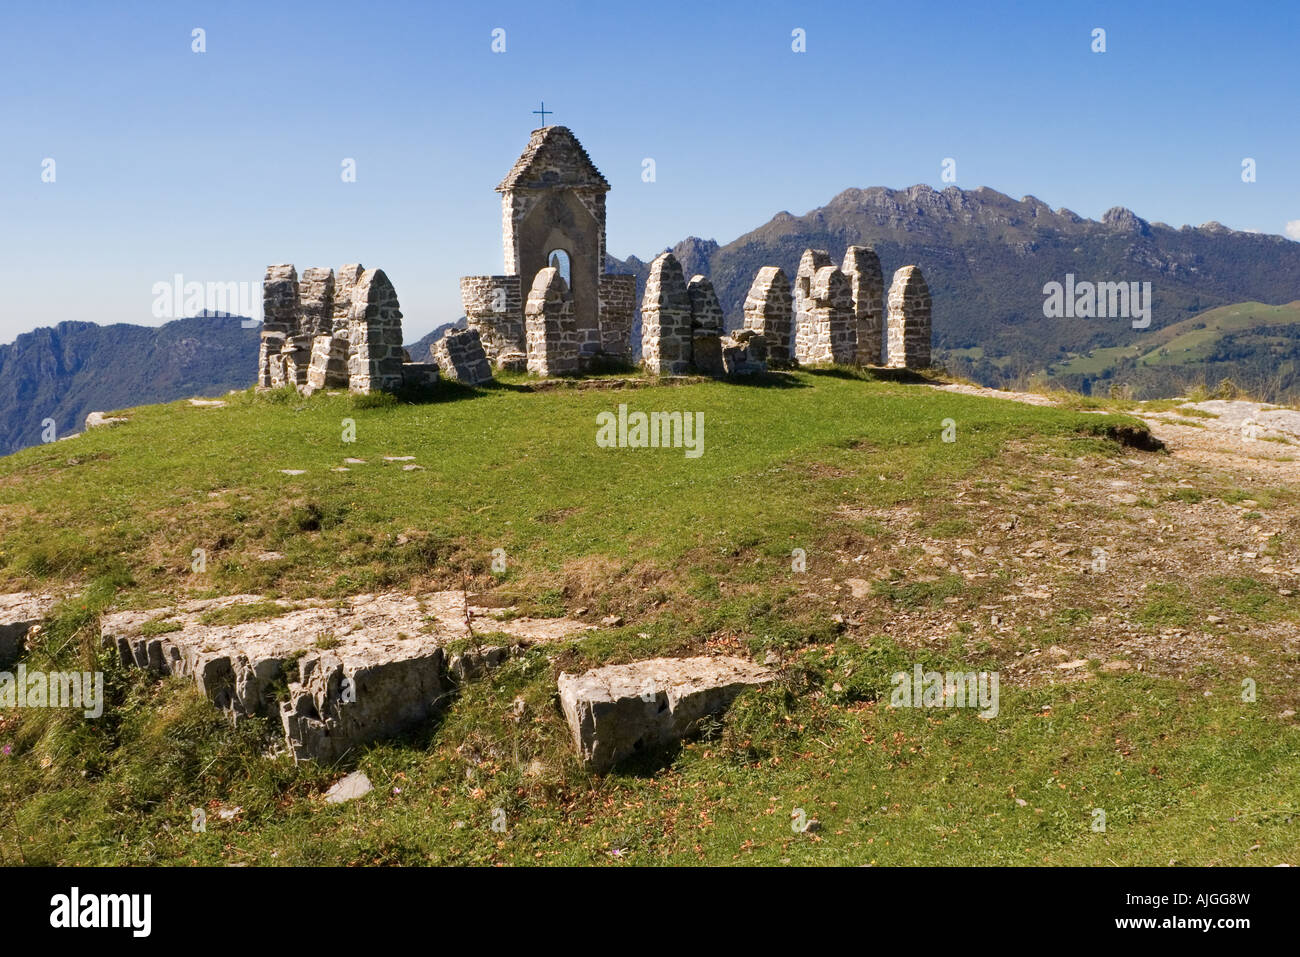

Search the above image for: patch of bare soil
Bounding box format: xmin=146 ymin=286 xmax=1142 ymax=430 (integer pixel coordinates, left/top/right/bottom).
xmin=824 ymin=386 xmax=1300 ymax=702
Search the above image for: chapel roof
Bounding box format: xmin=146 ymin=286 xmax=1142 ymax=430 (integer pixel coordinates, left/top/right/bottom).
xmin=496 ymin=126 xmax=610 ymax=192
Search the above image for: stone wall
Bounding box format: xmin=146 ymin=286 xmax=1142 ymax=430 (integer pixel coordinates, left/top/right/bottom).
xmin=842 ymin=245 xmax=884 ymax=365
xmin=299 ymin=267 xmax=335 ymax=340
xmin=886 ymin=265 xmax=932 ymax=369
xmin=598 ymin=274 xmax=636 ymax=362
xmin=306 ymin=334 xmax=349 ymax=391
xmin=525 ymin=267 xmax=579 ymax=376
xmin=461 ymin=275 xmax=525 ymax=363
xmin=640 ymin=252 xmax=693 ymax=376
xmin=260 ymin=262 xmax=423 ymax=395
xmin=347 ymin=268 xmax=406 ymax=394
xmin=742 ymin=266 xmax=793 ymax=367
xmin=259 ymin=264 xmax=299 ymax=388
xmin=687 ymin=275 xmax=726 ymax=375
xmin=795 ymin=265 xmax=855 ymax=365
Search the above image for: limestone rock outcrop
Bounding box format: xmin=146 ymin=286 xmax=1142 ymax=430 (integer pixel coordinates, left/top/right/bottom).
xmin=558 ymin=656 xmax=774 ymax=772
xmin=101 ymin=592 xmax=594 ymax=761
xmin=1 ymin=592 xmax=57 ymax=667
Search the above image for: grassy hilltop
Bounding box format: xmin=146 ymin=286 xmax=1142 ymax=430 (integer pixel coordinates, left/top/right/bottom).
xmin=1 ymin=370 xmax=1297 ymax=865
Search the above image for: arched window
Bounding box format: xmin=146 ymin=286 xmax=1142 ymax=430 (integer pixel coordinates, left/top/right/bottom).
xmin=546 ymin=248 xmax=572 ymax=287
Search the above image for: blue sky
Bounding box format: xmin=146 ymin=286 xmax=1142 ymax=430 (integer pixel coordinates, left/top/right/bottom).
xmin=2 ymin=0 xmax=1297 ymax=343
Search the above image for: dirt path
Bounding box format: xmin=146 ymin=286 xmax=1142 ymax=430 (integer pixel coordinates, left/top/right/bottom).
xmin=929 ymin=382 xmax=1300 ymax=485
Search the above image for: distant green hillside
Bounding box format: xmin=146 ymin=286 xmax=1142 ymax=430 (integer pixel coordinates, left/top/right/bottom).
xmin=1040 ymin=301 xmax=1300 ymax=400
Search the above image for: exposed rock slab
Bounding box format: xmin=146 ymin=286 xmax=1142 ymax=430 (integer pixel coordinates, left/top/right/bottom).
xmin=324 ymin=771 xmax=372 ymax=804
xmin=0 ymin=592 xmax=58 ymax=667
xmin=85 ymin=411 xmax=129 ymax=429
xmin=558 ymin=656 xmax=774 ymax=772
xmin=101 ymin=592 xmax=593 ymax=762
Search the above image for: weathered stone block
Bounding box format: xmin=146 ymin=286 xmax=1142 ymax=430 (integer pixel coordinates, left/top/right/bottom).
xmin=721 ymin=329 xmax=768 ymax=375
xmin=431 ymin=327 xmax=493 ymax=385
xmin=558 ymin=656 xmax=774 ymax=772
xmin=0 ymin=593 xmax=56 ymax=668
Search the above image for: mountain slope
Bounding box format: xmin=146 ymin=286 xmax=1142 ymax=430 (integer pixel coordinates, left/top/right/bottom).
xmin=0 ymin=316 xmax=260 ymax=455
xmin=1044 ymin=300 xmax=1300 ymax=399
xmin=611 ymin=185 xmax=1300 ymax=386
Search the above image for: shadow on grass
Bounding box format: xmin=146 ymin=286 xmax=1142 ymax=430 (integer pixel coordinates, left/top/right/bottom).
xmin=800 ymin=365 xmax=935 ymax=385
xmin=721 ymin=371 xmax=808 ymax=389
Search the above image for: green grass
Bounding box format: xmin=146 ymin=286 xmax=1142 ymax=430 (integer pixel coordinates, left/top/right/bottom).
xmin=2 ymin=370 xmax=1296 ymax=866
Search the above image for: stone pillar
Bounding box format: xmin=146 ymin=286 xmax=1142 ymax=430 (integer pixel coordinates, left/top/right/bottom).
xmin=842 ymin=245 xmax=884 ymax=365
xmin=347 ymin=269 xmax=405 ymax=393
xmin=259 ymin=264 xmax=299 ymax=388
xmin=640 ymin=252 xmax=693 ymax=375
xmin=299 ymin=268 xmax=335 ymax=340
xmin=796 ymin=266 xmax=854 ymax=365
xmin=886 ymin=265 xmax=932 ymax=369
xmin=525 ymin=267 xmax=578 ymax=376
xmin=793 ymin=249 xmax=832 ymax=365
xmin=333 ymin=264 xmax=364 ymax=340
xmin=742 ymin=266 xmax=793 ymax=367
xmin=687 ymin=274 xmax=725 ymax=376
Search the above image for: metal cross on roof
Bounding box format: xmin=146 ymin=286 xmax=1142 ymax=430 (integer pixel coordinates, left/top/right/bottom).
xmin=532 ymin=101 xmax=552 ymax=126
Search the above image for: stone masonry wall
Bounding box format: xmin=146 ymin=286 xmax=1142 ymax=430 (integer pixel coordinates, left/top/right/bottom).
xmin=306 ymin=334 xmax=349 ymax=392
xmin=333 ymin=264 xmax=364 ymax=339
xmin=687 ymin=274 xmax=726 ymax=376
xmin=525 ymin=267 xmax=579 ymax=376
xmin=795 ymin=265 xmax=855 ymax=365
xmin=793 ymin=249 xmax=833 ymax=363
xmin=347 ymin=268 xmax=406 ymax=393
xmin=259 ymin=264 xmax=299 ymax=388
xmin=886 ymin=265 xmax=932 ymax=369
xmin=742 ymin=266 xmax=793 ymax=367
xmin=842 ymin=245 xmax=884 ymax=365
xmin=461 ymin=275 xmax=525 ymax=363
xmin=299 ymin=267 xmax=335 ymax=340
xmin=640 ymin=252 xmax=693 ymax=376
xmin=598 ymin=274 xmax=636 ymax=361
